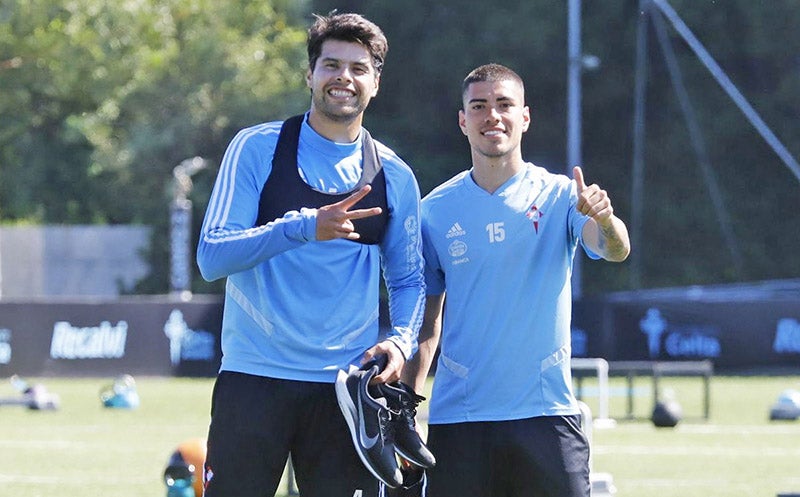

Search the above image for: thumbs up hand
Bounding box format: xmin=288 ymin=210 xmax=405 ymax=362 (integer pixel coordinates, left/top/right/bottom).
xmin=573 ymin=166 xmax=614 ymax=227
xmin=573 ymin=165 xmax=631 ymax=262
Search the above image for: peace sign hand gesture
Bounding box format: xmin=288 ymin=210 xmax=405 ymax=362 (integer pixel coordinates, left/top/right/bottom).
xmin=316 ymin=185 xmax=382 ymax=241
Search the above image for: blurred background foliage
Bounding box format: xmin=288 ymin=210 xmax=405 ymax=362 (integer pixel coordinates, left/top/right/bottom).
xmin=1 ymin=0 xmax=798 ymax=295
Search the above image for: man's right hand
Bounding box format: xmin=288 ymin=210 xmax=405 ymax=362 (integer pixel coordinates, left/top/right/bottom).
xmin=315 ymin=185 xmax=382 ymax=241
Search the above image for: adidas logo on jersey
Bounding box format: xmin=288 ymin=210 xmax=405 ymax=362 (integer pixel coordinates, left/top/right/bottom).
xmin=446 ymin=222 xmax=466 ymax=238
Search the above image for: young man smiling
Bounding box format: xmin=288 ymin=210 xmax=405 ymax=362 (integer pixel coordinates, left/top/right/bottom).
xmin=402 ymin=63 xmax=630 ymax=497
xmin=197 ymin=12 xmax=425 ymax=497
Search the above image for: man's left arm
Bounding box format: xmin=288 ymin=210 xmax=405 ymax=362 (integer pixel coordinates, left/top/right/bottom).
xmin=363 ymin=163 xmax=426 ymax=383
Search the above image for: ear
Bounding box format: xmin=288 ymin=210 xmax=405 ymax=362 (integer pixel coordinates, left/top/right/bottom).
xmin=371 ymin=73 xmax=381 ymax=97
xmin=521 ymin=105 xmax=531 ymax=132
xmin=458 ymin=109 xmax=468 ymax=136
xmin=305 ymin=67 xmax=312 ymax=89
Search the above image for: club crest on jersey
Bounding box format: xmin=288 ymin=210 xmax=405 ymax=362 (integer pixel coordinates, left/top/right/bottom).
xmin=448 ymin=239 xmax=467 ymax=257
xmin=448 ymin=240 xmax=469 ymax=265
xmin=526 ymin=205 xmax=543 ymax=233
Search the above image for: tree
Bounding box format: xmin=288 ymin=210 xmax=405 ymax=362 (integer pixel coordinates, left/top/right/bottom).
xmin=312 ymin=0 xmax=800 ymax=294
xmin=613 ymin=0 xmax=800 ymax=289
xmin=0 ymin=0 xmax=311 ymax=292
xmin=2 ymin=0 xmax=798 ymax=295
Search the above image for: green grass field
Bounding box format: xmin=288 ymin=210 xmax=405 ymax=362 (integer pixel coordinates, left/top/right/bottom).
xmin=1 ymin=374 xmax=799 ymax=497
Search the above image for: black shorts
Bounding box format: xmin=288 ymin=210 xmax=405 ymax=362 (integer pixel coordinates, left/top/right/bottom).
xmin=426 ymin=415 xmax=590 ymax=497
xmin=203 ymin=371 xmax=383 ymax=497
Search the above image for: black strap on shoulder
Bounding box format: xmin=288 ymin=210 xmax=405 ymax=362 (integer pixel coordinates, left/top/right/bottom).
xmin=256 ymin=115 xmax=389 ymax=245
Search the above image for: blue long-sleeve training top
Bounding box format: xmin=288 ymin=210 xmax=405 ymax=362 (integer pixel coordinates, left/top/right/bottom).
xmin=197 ymin=114 xmax=426 ymax=382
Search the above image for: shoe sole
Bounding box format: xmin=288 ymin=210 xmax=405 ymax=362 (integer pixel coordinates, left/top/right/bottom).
xmin=335 ymin=369 xmax=399 ymax=487
xmin=394 ymin=444 xmax=432 ymax=469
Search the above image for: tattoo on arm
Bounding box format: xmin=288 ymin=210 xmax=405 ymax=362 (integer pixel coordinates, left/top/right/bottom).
xmin=598 ymin=219 xmax=629 ymax=261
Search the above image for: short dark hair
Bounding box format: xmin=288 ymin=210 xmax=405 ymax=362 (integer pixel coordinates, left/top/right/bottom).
xmin=462 ymin=63 xmax=524 ymax=99
xmin=307 ymin=12 xmax=388 ymax=75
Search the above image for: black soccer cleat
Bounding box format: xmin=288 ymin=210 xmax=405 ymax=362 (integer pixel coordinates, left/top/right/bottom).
xmin=385 ymin=462 xmax=427 ymax=497
xmin=376 ymin=381 xmax=436 ymax=469
xmin=336 ymin=363 xmax=403 ymax=488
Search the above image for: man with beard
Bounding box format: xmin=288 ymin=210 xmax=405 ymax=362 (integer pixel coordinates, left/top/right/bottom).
xmin=197 ymin=12 xmax=425 ymax=497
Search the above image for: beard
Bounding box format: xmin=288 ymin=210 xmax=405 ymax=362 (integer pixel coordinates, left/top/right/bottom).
xmin=310 ymin=89 xmax=370 ymax=124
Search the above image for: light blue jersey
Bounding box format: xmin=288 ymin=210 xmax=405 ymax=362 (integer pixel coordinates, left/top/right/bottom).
xmin=197 ymin=114 xmax=425 ymax=383
xmin=421 ymin=163 xmax=599 ymax=423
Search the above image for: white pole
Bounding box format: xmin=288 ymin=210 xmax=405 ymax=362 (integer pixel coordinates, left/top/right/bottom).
xmin=0 ymin=228 xmax=3 ymax=299
xmin=170 ymin=157 xmax=208 ymax=300
xmin=567 ymin=0 xmax=583 ymax=299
